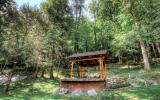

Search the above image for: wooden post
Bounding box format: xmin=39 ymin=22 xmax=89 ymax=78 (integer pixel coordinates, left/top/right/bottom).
xmin=104 ymin=62 xmax=107 ymax=80
xmin=98 ymin=57 xmax=106 ymax=79
xmin=79 ymin=67 xmax=81 ymax=78
xmin=70 ymin=61 xmax=74 ymax=79
xmin=101 ymin=59 xmax=103 ymax=78
xmin=98 ymin=59 xmax=101 ymax=78
xmin=100 ymin=59 xmax=107 ymax=80
xmin=79 ymin=67 xmax=84 ymax=78
xmin=82 ymin=67 xmax=83 ymax=78
xmin=99 ymin=58 xmax=103 ymax=78
xmin=102 ymin=59 xmax=104 ymax=78
xmin=79 ymin=67 xmax=82 ymax=78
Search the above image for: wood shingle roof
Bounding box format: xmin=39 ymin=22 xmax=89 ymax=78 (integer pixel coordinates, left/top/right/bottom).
xmin=68 ymin=50 xmax=107 ymax=59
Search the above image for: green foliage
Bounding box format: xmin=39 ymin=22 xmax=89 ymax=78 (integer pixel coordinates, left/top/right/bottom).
xmin=98 ymin=0 xmax=120 ymax=21
xmin=107 ymin=83 xmax=130 ymax=89
xmin=41 ymin=0 xmax=73 ymax=32
xmin=0 ymin=0 xmax=160 ymax=74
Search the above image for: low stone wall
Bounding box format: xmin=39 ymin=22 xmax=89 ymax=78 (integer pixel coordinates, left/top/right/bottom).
xmin=106 ymin=77 xmax=128 ymax=84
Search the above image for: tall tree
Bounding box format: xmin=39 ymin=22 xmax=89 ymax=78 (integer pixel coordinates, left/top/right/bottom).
xmin=71 ymin=0 xmax=85 ymax=52
xmin=89 ymin=0 xmax=99 ymax=48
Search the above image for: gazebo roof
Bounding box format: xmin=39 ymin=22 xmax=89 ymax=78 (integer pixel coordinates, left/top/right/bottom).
xmin=68 ymin=50 xmax=107 ymax=59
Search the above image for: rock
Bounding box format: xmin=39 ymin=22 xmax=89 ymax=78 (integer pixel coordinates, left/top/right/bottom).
xmin=130 ymin=82 xmax=139 ymax=87
xmin=11 ymin=75 xmax=20 ymax=82
xmin=0 ymin=75 xmax=8 ymax=83
xmin=153 ymin=82 xmax=158 ymax=85
xmin=55 ymin=88 xmax=68 ymax=95
xmin=87 ymin=89 xmax=97 ymax=96
xmin=11 ymin=75 xmax=27 ymax=82
xmin=72 ymin=89 xmax=83 ymax=96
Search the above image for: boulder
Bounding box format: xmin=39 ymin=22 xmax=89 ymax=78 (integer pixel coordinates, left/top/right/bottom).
xmin=72 ymin=89 xmax=83 ymax=96
xmin=55 ymin=88 xmax=68 ymax=95
xmin=0 ymin=75 xmax=8 ymax=83
xmin=11 ymin=75 xmax=27 ymax=82
xmin=87 ymin=89 xmax=97 ymax=96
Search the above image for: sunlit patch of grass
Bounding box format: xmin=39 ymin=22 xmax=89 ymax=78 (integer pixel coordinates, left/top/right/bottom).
xmin=0 ymin=78 xmax=64 ymax=100
xmin=120 ymin=92 xmax=143 ymax=100
xmin=120 ymin=85 xmax=160 ymax=100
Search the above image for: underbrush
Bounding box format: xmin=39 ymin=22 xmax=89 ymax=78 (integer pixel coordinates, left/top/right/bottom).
xmin=107 ymin=82 xmax=130 ymax=89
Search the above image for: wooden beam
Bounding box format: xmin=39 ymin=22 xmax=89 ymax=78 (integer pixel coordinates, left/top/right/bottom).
xmin=70 ymin=57 xmax=104 ymax=62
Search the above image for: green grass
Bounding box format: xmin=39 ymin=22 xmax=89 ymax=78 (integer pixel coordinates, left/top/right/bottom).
xmin=66 ymin=85 xmax=160 ymax=100
xmin=0 ymin=64 xmax=160 ymax=100
xmin=0 ymin=78 xmax=63 ymax=100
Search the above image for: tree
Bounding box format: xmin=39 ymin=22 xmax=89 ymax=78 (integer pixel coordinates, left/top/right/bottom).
xmin=97 ymin=0 xmax=160 ymax=69
xmin=70 ymin=0 xmax=85 ymax=52
xmin=41 ymin=0 xmax=74 ymax=78
xmin=89 ymin=0 xmax=99 ymax=48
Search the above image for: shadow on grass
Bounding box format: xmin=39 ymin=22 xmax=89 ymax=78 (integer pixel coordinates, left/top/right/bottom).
xmin=0 ymin=77 xmax=61 ymax=100
xmin=0 ymin=88 xmax=63 ymax=100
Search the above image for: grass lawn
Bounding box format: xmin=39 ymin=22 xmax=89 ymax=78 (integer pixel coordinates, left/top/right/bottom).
xmin=0 ymin=64 xmax=160 ymax=100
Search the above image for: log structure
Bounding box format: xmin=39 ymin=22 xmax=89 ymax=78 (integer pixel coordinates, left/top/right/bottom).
xmin=61 ymin=50 xmax=108 ymax=91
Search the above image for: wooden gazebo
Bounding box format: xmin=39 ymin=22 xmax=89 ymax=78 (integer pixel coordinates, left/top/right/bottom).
xmin=61 ymin=50 xmax=108 ymax=91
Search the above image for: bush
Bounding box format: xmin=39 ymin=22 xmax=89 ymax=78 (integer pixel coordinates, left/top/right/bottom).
xmin=107 ymin=82 xmax=130 ymax=89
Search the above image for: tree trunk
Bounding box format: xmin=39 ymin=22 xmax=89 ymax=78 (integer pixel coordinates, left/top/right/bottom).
xmin=93 ymin=15 xmax=97 ymax=48
xmin=146 ymin=43 xmax=152 ymax=63
xmin=155 ymin=42 xmax=160 ymax=54
xmin=151 ymin=43 xmax=157 ymax=57
xmin=139 ymin=37 xmax=150 ymax=70
xmin=74 ymin=0 xmax=81 ymax=53
xmin=118 ymin=56 xmax=122 ymax=64
xmin=127 ymin=57 xmax=130 ymax=69
xmin=4 ymin=62 xmax=16 ymax=93
xmin=32 ymin=66 xmax=39 ymax=78
xmin=50 ymin=67 xmax=54 ymax=79
xmin=85 ymin=38 xmax=88 ymax=52
xmin=41 ymin=69 xmax=45 ymax=77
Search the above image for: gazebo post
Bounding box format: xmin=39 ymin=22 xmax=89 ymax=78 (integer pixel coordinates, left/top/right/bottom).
xmin=103 ymin=61 xmax=107 ymax=80
xmin=98 ymin=58 xmax=103 ymax=78
xmin=79 ymin=67 xmax=84 ymax=78
xmin=98 ymin=59 xmax=100 ymax=78
xmin=79 ymin=67 xmax=82 ymax=78
xmin=104 ymin=63 xmax=107 ymax=79
xmin=101 ymin=59 xmax=103 ymax=78
xmin=70 ymin=61 xmax=74 ymax=79
xmin=102 ymin=59 xmax=104 ymax=78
